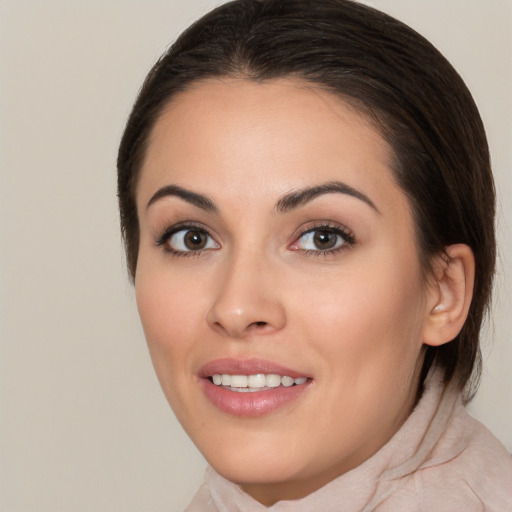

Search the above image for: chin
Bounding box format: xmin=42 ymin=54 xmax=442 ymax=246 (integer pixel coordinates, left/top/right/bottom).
xmin=209 ymin=443 xmax=356 ymax=506
xmin=198 ymin=429 xmax=312 ymax=485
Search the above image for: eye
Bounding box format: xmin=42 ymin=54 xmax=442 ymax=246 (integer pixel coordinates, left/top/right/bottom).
xmin=157 ymin=225 xmax=220 ymax=254
xmin=290 ymin=225 xmax=354 ymax=254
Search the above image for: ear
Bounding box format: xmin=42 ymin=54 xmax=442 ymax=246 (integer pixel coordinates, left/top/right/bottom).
xmin=422 ymin=244 xmax=475 ymax=347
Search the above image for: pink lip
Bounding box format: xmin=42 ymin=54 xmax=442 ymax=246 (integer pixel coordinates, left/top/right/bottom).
xmin=199 ymin=358 xmax=312 ymax=418
xmin=199 ymin=358 xmax=309 ymax=379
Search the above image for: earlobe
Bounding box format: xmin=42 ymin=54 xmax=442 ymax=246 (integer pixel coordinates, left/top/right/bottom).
xmin=422 ymin=244 xmax=475 ymax=347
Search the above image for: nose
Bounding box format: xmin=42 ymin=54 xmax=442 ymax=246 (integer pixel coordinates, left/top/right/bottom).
xmin=206 ymin=250 xmax=286 ymax=339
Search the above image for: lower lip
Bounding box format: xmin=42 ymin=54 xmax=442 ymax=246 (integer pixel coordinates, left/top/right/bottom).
xmin=201 ymin=379 xmax=311 ymax=417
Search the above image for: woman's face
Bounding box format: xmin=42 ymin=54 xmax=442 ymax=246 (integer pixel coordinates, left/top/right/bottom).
xmin=135 ymin=78 xmax=434 ymax=504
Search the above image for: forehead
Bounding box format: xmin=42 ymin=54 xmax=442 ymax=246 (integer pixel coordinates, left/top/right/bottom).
xmin=137 ymin=77 xmax=407 ymax=217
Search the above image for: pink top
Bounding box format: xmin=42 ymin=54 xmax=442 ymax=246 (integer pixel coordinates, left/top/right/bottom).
xmin=185 ymin=373 xmax=512 ymax=511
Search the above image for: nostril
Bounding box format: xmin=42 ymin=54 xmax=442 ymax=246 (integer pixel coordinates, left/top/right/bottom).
xmin=252 ymin=321 xmax=267 ymax=328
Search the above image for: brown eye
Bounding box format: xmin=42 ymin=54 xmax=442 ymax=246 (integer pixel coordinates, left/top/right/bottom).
xmin=312 ymin=230 xmax=338 ymax=250
xmin=166 ymin=228 xmax=219 ymax=253
xmin=184 ymin=230 xmax=208 ymax=250
xmin=291 ymin=226 xmax=351 ymax=253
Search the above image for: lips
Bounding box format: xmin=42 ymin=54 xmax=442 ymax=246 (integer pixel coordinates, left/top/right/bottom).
xmin=199 ymin=358 xmax=309 ymax=379
xmin=199 ymin=358 xmax=312 ymax=417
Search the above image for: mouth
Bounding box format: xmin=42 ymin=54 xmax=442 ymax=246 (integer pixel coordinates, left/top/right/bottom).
xmin=199 ymin=358 xmax=312 ymax=417
xmin=209 ymin=373 xmax=308 ymax=392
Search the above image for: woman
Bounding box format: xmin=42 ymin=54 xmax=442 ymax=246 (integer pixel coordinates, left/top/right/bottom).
xmin=117 ymin=0 xmax=512 ymax=509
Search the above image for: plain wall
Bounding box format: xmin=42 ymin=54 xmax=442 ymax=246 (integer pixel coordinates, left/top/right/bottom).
xmin=0 ymin=1 xmax=510 ymax=510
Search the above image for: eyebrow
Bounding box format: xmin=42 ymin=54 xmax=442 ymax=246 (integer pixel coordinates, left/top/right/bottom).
xmin=146 ymin=180 xmax=378 ymax=215
xmin=146 ymin=184 xmax=218 ymax=212
xmin=275 ymin=181 xmax=379 ymax=214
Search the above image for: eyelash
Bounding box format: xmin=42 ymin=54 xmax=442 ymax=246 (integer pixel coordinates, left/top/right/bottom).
xmin=291 ymin=222 xmax=355 ymax=257
xmin=155 ymin=222 xmax=216 ymax=258
xmin=155 ymin=221 xmax=356 ymax=258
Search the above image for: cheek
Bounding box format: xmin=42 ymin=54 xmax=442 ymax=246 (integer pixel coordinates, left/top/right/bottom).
xmin=134 ymin=264 xmax=205 ymax=375
xmin=292 ymin=251 xmax=426 ymax=370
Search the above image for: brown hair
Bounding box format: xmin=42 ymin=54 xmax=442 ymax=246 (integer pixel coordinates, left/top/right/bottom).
xmin=117 ymin=0 xmax=495 ymax=397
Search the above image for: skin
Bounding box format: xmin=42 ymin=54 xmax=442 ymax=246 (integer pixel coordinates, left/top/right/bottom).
xmin=134 ymin=78 xmax=472 ymax=505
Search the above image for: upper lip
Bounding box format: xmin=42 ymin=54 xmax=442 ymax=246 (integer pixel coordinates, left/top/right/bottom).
xmin=199 ymin=358 xmax=310 ymax=380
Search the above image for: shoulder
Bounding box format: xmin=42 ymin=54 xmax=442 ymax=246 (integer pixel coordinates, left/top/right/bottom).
xmin=413 ymin=404 xmax=512 ymax=511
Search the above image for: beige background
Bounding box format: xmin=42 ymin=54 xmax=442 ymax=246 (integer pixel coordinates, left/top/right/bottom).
xmin=0 ymin=0 xmax=510 ymax=510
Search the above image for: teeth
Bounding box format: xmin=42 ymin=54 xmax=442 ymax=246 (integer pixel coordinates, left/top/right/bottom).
xmin=281 ymin=376 xmax=295 ymax=387
xmin=211 ymin=373 xmax=308 ymax=389
xmin=266 ymin=374 xmax=281 ymax=388
xmin=248 ymin=374 xmax=266 ymax=388
xmin=230 ymin=375 xmax=248 ymax=388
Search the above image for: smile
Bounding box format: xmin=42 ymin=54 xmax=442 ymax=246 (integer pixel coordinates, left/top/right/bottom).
xmin=211 ymin=373 xmax=308 ymax=391
xmin=200 ymin=359 xmax=312 ymax=416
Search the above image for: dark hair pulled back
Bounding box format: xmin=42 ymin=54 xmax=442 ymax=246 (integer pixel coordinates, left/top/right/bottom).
xmin=117 ymin=0 xmax=496 ymax=397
